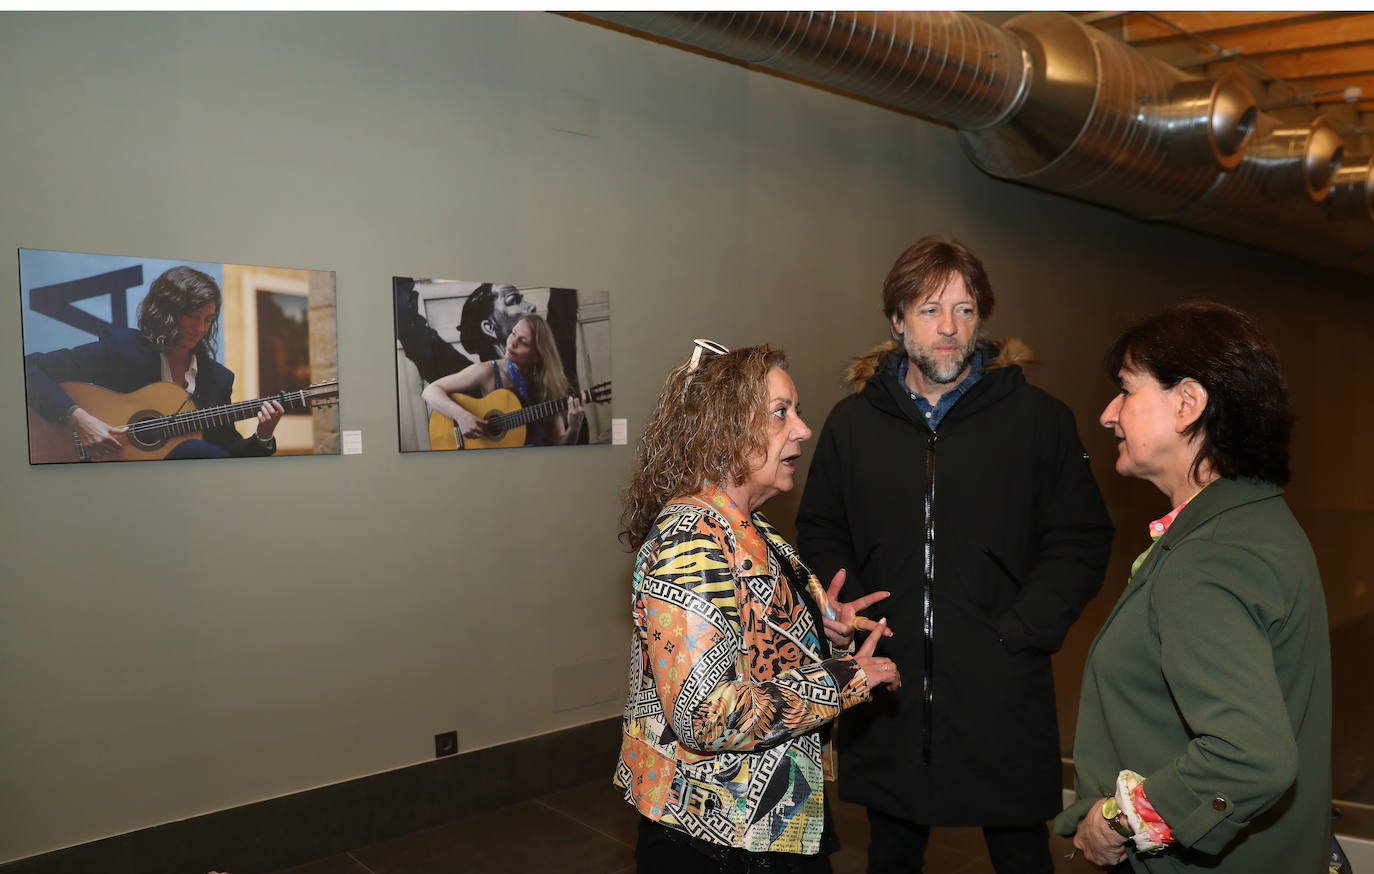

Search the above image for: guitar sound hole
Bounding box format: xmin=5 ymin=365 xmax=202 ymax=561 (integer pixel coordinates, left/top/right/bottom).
xmin=486 ymin=413 xmax=507 ymax=439
xmin=127 ymin=410 xmax=169 ymax=450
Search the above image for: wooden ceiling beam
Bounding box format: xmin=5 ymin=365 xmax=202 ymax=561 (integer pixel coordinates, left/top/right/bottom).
xmin=1273 ymin=73 xmax=1374 ymax=106
xmin=1258 ymin=44 xmax=1374 ymax=82
xmin=1122 ymin=11 xmax=1344 ymax=46
xmin=1170 ymin=14 xmax=1374 ymax=58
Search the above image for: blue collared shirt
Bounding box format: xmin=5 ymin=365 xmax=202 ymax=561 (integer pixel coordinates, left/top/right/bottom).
xmin=898 ymin=346 xmax=985 ymax=431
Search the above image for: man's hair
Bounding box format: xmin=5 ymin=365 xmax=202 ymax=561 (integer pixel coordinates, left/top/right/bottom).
xmin=1105 ymin=301 xmax=1293 ymax=486
xmin=138 ymin=266 xmax=222 ymax=356
xmin=459 ymin=283 xmax=499 ymax=358
xmin=619 ymin=345 xmax=787 ymax=550
xmin=882 ymin=235 xmax=995 ymax=325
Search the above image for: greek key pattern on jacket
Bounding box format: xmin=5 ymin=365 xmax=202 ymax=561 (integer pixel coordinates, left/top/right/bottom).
xmin=614 ymin=490 xmax=870 ymax=854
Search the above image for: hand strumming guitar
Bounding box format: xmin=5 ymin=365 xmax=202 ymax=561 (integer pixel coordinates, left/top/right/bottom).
xmin=68 ymin=407 xmax=128 ymax=461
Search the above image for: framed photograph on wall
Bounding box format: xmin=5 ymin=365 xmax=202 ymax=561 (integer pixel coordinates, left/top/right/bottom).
xmin=393 ymin=277 xmax=612 ymax=451
xmin=19 ymin=248 xmax=341 ymax=464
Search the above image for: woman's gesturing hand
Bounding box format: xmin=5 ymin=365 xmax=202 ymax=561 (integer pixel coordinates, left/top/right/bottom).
xmin=854 ymin=618 xmax=900 ymax=692
xmin=821 ymin=569 xmax=893 ymax=649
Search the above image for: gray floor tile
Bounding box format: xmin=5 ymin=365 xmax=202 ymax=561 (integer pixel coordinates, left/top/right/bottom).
xmin=350 ymin=799 xmax=632 ymax=874
xmin=537 ymin=779 xmax=640 ymax=848
xmin=271 ymin=855 xmax=373 ymax=874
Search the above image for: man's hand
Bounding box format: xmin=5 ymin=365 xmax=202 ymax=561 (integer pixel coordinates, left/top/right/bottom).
xmin=1073 ymin=797 xmax=1128 ymax=868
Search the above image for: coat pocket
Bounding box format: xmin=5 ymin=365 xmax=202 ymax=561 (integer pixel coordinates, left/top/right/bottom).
xmin=982 ymin=547 xmax=1024 ymax=589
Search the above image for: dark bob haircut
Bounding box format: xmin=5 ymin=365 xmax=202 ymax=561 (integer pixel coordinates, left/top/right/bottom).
xmin=882 ymin=235 xmax=994 ymax=325
xmin=1105 ymin=301 xmax=1292 ymax=486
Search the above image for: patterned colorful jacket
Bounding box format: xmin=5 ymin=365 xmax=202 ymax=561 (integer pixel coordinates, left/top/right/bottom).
xmin=614 ymin=488 xmax=871 ymax=854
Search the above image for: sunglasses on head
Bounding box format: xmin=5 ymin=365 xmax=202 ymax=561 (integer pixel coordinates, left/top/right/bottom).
xmin=687 ymin=338 xmax=729 ymax=373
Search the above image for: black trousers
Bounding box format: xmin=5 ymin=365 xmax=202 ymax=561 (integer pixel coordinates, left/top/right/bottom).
xmin=865 ymin=809 xmax=1054 ymax=874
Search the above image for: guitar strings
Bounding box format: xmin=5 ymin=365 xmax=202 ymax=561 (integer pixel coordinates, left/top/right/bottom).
xmin=122 ymin=385 xmax=337 ymax=437
xmin=496 ymin=382 xmax=609 ymax=429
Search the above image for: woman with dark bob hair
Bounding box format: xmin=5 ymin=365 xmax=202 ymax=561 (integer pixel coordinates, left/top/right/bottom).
xmin=1054 ymin=302 xmax=1332 ymax=873
xmin=615 ymin=340 xmax=900 ymax=873
xmin=24 ymin=265 xmax=283 ymax=461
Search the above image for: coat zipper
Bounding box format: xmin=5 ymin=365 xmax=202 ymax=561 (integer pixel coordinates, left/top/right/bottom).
xmin=922 ymin=430 xmax=937 ymax=766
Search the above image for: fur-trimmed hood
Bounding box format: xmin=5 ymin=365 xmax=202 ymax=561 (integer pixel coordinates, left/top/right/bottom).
xmin=844 ymin=337 xmax=1037 ymax=394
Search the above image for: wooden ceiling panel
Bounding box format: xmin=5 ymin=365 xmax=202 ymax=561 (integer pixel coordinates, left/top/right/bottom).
xmin=1304 ymin=74 xmax=1374 ymax=104
xmin=1259 ymin=44 xmax=1374 ymax=82
xmin=1120 ymin=11 xmax=1342 ymax=46
xmin=1132 ymin=12 xmax=1374 ymax=58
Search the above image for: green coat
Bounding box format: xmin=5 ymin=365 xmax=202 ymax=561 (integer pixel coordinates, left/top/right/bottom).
xmin=1053 ymin=478 xmax=1332 ymax=873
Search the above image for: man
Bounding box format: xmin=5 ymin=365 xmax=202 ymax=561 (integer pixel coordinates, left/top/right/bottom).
xmin=394 ymin=280 xmax=536 ymax=383
xmin=796 ymin=236 xmax=1114 ymax=874
xmin=457 ymin=283 xmax=537 ymax=363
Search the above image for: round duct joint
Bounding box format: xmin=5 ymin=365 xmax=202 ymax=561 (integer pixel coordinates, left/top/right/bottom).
xmin=1165 ymin=70 xmax=1256 ymax=171
xmin=1305 ymin=117 xmax=1345 ymax=202
xmin=1325 ymin=156 xmax=1374 ymax=222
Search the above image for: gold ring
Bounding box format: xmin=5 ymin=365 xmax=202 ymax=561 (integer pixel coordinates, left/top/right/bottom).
xmin=852 ymin=615 xmax=864 ymax=633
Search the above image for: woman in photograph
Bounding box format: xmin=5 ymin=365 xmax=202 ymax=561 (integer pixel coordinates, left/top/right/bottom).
xmin=1054 ymin=302 xmax=1332 ymax=873
xmin=615 ymin=340 xmax=901 ymax=873
xmin=421 ymin=313 xmax=584 ymax=447
xmin=24 ymin=265 xmax=283 ymax=461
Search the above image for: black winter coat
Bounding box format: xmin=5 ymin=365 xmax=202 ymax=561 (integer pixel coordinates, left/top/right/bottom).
xmin=796 ymin=341 xmax=1114 ymax=826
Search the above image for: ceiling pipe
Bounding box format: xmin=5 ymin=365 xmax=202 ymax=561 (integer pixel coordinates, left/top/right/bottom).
xmin=1326 ymin=156 xmax=1374 ymax=223
xmin=584 ymin=10 xmax=1374 ymax=275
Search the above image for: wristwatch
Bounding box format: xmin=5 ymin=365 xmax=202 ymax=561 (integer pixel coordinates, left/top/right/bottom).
xmin=1102 ymin=797 xmax=1134 ymax=839
xmin=254 ymin=432 xmax=277 ymax=450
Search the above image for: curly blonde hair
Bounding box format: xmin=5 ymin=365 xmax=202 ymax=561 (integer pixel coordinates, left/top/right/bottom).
xmin=619 ymin=344 xmax=788 ymax=549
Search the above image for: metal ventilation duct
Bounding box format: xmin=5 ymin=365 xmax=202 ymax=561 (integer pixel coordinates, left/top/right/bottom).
xmin=586 ymin=10 xmax=1374 ymax=275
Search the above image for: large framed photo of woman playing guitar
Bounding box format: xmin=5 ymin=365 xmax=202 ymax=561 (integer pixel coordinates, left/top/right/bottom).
xmin=20 ymin=248 xmax=341 ymax=465
xmin=393 ymin=277 xmax=612 ymax=452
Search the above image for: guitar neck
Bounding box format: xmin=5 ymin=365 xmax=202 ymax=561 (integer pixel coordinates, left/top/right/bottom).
xmin=142 ymin=387 xmax=328 ymax=438
xmin=504 ymin=390 xmax=586 ymax=429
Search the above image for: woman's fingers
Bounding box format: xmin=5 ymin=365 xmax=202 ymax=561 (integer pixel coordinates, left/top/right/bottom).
xmin=851 ymin=615 xmax=895 ymax=638
xmin=855 ymin=654 xmax=901 ymax=692
xmin=825 ymin=569 xmax=847 ymax=602
xmin=847 ymin=590 xmax=891 ymax=613
xmin=856 ymin=618 xmax=888 ymax=658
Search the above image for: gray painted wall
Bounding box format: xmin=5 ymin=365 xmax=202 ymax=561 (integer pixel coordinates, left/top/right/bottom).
xmin=1 ymin=11 xmax=1370 ymax=863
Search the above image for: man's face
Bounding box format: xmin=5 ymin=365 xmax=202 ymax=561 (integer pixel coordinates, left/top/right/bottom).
xmin=891 ymin=274 xmax=981 ymax=387
xmin=489 ymin=285 xmax=536 ymax=341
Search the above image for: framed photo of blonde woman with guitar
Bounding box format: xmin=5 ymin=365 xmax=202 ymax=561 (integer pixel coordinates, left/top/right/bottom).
xmin=20 ymin=248 xmax=341 ymax=465
xmin=393 ymin=277 xmax=612 ymax=452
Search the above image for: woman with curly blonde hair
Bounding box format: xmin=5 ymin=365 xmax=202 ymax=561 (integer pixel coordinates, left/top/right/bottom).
xmin=614 ymin=339 xmax=901 ymax=874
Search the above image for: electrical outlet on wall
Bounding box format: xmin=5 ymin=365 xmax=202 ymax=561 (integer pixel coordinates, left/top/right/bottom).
xmin=434 ymin=730 xmax=458 ymax=758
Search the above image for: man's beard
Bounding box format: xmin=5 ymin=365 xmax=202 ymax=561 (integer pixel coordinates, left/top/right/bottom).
xmin=906 ymin=338 xmax=976 ymax=386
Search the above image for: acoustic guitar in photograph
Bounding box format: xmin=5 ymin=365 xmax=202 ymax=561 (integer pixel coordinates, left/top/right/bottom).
xmin=428 ymin=381 xmax=612 ymax=450
xmin=26 ymin=379 xmax=340 ymax=464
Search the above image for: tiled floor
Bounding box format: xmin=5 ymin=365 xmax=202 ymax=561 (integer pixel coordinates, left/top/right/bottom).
xmin=269 ymin=779 xmax=1084 ymax=874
